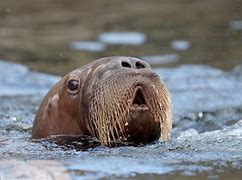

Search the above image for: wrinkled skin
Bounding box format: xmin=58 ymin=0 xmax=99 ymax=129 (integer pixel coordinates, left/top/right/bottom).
xmin=32 ymin=57 xmax=172 ymax=146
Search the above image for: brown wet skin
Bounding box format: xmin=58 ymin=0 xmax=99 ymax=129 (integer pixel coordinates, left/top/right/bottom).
xmin=32 ymin=56 xmax=172 ymax=146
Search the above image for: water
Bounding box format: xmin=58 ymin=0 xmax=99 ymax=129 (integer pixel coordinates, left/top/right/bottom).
xmin=1 ymin=0 xmax=241 ymax=74
xmin=230 ymin=20 xmax=242 ymax=30
xmin=0 ymin=1 xmax=241 ymax=178
xmin=70 ymin=32 xmax=147 ymax=52
xmin=70 ymin=41 xmax=107 ymax=52
xmin=98 ymin=32 xmax=147 ymax=45
xmin=0 ymin=60 xmax=60 ymax=96
xmin=170 ymin=40 xmax=190 ymax=51
xmin=141 ymin=54 xmax=180 ymax=65
xmin=0 ymin=60 xmax=242 ymax=179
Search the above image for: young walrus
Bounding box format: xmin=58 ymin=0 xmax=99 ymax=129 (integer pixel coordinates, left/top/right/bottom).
xmin=32 ymin=56 xmax=172 ymax=146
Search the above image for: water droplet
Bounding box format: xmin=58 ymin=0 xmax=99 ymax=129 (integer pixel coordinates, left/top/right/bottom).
xmin=11 ymin=116 xmax=17 ymax=121
xmin=198 ymin=112 xmax=203 ymax=118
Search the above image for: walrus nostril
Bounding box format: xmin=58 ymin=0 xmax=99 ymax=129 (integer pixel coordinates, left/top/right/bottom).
xmin=121 ymin=61 xmax=131 ymax=68
xmin=133 ymin=88 xmax=146 ymax=105
xmin=135 ymin=61 xmax=146 ymax=69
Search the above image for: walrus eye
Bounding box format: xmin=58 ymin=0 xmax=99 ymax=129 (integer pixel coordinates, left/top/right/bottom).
xmin=68 ymin=79 xmax=79 ymax=91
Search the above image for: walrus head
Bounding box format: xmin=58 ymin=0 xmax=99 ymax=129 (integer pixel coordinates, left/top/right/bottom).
xmin=32 ymin=56 xmax=172 ymax=146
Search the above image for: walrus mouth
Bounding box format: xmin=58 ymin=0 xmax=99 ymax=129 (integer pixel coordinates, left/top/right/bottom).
xmin=131 ymin=87 xmax=148 ymax=110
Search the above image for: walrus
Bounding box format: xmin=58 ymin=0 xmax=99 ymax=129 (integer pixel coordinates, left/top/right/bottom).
xmin=32 ymin=56 xmax=172 ymax=146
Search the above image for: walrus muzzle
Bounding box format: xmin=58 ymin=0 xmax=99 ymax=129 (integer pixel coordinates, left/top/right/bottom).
xmin=32 ymin=56 xmax=172 ymax=147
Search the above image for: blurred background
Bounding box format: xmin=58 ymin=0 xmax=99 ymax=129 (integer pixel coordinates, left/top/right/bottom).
xmin=0 ymin=0 xmax=241 ymax=75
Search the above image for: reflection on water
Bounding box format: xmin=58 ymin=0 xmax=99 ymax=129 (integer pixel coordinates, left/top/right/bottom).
xmin=170 ymin=40 xmax=190 ymax=51
xmin=0 ymin=0 xmax=241 ymax=75
xmin=70 ymin=31 xmax=147 ymax=52
xmin=230 ymin=20 xmax=242 ymax=30
xmin=98 ymin=31 xmax=147 ymax=45
xmin=70 ymin=41 xmax=106 ymax=52
xmin=141 ymin=54 xmax=180 ymax=65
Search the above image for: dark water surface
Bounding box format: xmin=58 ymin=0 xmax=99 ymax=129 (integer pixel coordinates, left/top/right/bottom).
xmin=0 ymin=0 xmax=242 ymax=75
xmin=0 ymin=60 xmax=242 ymax=179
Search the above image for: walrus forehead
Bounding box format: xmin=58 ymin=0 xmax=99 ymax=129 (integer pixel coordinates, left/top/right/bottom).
xmin=67 ymin=65 xmax=93 ymax=81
